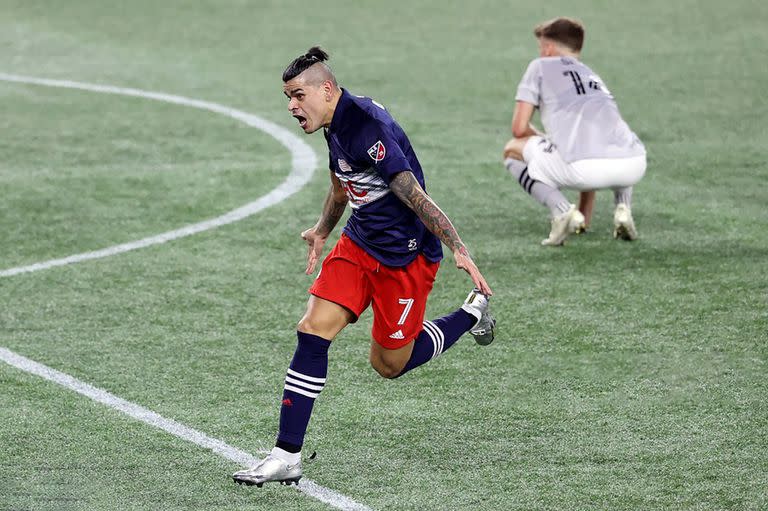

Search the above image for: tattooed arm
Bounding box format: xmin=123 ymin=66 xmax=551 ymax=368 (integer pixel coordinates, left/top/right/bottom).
xmin=390 ymin=171 xmax=465 ymax=252
xmin=390 ymin=171 xmax=492 ymax=295
xmin=315 ymin=172 xmax=349 ymax=237
xmin=301 ymin=171 xmax=348 ymax=274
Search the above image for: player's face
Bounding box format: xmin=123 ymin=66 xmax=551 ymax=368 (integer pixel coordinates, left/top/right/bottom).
xmin=283 ymin=75 xmax=332 ymax=134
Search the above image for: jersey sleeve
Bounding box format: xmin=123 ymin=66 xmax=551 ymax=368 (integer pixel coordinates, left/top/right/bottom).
xmin=515 ymin=59 xmax=542 ymax=106
xmin=352 ymin=120 xmax=412 ymax=185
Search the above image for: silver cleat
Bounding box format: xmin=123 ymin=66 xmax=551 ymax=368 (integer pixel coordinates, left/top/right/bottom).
xmin=461 ymin=288 xmax=496 ymax=345
xmin=232 ymin=454 xmax=302 ymax=487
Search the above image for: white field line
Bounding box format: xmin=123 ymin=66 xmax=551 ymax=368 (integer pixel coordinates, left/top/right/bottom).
xmin=0 ymin=75 xmax=373 ymax=510
xmin=0 ymin=347 xmax=373 ymax=511
xmin=0 ymin=73 xmax=318 ymax=278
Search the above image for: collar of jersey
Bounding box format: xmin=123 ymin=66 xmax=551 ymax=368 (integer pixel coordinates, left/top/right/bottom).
xmin=328 ymin=88 xmax=352 ymax=134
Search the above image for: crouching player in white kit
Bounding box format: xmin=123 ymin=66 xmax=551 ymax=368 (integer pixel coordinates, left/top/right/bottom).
xmin=502 ymin=17 xmax=647 ymax=245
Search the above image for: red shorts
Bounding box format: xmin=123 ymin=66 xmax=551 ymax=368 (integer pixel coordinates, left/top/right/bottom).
xmin=309 ymin=234 xmax=439 ymax=349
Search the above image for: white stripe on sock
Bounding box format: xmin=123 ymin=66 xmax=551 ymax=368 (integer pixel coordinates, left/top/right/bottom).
xmin=423 ymin=325 xmax=440 ymax=359
xmin=284 ymin=384 xmax=320 ymax=399
xmin=427 ymin=321 xmax=445 ymax=353
xmin=430 ymin=321 xmax=445 ymax=355
xmin=423 ymin=321 xmax=444 ymax=359
xmin=285 ymin=375 xmax=325 ymax=392
xmin=286 ymin=368 xmax=326 ymax=384
xmin=429 ymin=321 xmax=445 ymax=355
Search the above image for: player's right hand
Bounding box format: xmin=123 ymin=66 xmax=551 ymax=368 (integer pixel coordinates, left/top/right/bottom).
xmin=453 ymin=246 xmax=493 ymax=296
xmin=301 ymin=227 xmax=327 ymax=275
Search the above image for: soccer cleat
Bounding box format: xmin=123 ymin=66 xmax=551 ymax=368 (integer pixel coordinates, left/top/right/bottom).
xmin=613 ymin=204 xmax=638 ymax=241
xmin=541 ymin=205 xmax=585 ymax=246
xmin=461 ymin=288 xmax=496 ymax=346
xmin=232 ymin=455 xmax=302 ymax=487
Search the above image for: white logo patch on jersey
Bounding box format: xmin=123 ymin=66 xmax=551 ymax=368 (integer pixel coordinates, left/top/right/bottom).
xmin=338 ymin=159 xmax=353 ymax=173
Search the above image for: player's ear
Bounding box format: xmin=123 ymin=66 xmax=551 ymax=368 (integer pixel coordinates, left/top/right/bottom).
xmin=323 ymin=81 xmax=332 ymax=101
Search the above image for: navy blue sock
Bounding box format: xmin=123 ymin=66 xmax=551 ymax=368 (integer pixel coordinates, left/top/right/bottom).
xmin=396 ymin=309 xmax=475 ymax=377
xmin=276 ymin=331 xmax=331 ymax=452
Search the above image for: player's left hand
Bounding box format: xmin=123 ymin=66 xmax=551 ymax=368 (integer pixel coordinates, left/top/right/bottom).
xmin=453 ymin=246 xmax=493 ymax=296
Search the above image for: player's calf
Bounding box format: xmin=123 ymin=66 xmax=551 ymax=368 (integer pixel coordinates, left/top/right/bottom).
xmin=505 ymin=157 xmax=582 ymax=245
xmin=504 ymin=157 xmax=573 ymax=226
xmin=391 ymin=297 xmax=492 ymax=378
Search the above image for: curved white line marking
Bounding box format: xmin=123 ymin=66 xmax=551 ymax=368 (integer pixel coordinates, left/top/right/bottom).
xmin=0 ymin=77 xmax=372 ymax=510
xmin=0 ymin=73 xmax=318 ymax=278
xmin=0 ymin=347 xmax=373 ymax=511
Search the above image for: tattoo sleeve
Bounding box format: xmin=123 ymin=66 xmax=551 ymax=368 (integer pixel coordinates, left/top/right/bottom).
xmin=315 ymin=174 xmax=348 ymax=237
xmin=389 ymin=171 xmax=467 ymax=254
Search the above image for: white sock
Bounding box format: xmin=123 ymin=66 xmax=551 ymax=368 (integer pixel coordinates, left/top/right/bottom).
xmin=504 ymin=158 xmax=570 ymax=217
xmin=271 ymin=446 xmax=301 ymax=464
xmin=614 ymin=187 xmax=633 ymax=207
xmin=504 ymin=157 xmax=527 ymax=176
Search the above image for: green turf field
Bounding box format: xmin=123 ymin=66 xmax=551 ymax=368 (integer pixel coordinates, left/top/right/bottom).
xmin=1 ymin=1 xmax=767 ymax=510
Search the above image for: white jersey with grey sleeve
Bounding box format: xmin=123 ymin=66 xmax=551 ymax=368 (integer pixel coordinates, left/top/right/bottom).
xmin=515 ymin=56 xmax=645 ymax=163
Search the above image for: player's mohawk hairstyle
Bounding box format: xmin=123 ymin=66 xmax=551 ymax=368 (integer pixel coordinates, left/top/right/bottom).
xmin=282 ymin=46 xmax=330 ymax=82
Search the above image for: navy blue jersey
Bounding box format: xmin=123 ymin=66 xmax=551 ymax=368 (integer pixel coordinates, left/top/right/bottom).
xmin=324 ymin=89 xmax=443 ymax=267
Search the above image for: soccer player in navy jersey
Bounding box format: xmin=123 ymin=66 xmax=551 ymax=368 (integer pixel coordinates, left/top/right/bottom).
xmin=233 ymin=47 xmax=495 ymax=487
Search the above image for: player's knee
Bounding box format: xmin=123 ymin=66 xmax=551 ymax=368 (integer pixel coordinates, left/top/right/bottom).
xmin=369 ymin=355 xmax=403 ymax=379
xmin=503 ymin=137 xmax=527 ymax=161
xmin=372 ymin=363 xmax=401 ymax=379
xmin=503 ymin=140 xmax=517 ymax=160
xmin=297 ymin=315 xmax=332 ymax=338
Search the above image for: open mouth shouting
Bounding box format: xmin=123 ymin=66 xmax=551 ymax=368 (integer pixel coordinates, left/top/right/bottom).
xmin=293 ymin=114 xmax=308 ymax=130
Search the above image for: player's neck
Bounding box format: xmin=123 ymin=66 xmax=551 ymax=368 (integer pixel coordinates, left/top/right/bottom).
xmin=323 ymin=88 xmax=343 ymax=128
xmin=550 ymin=50 xmax=580 ymax=59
